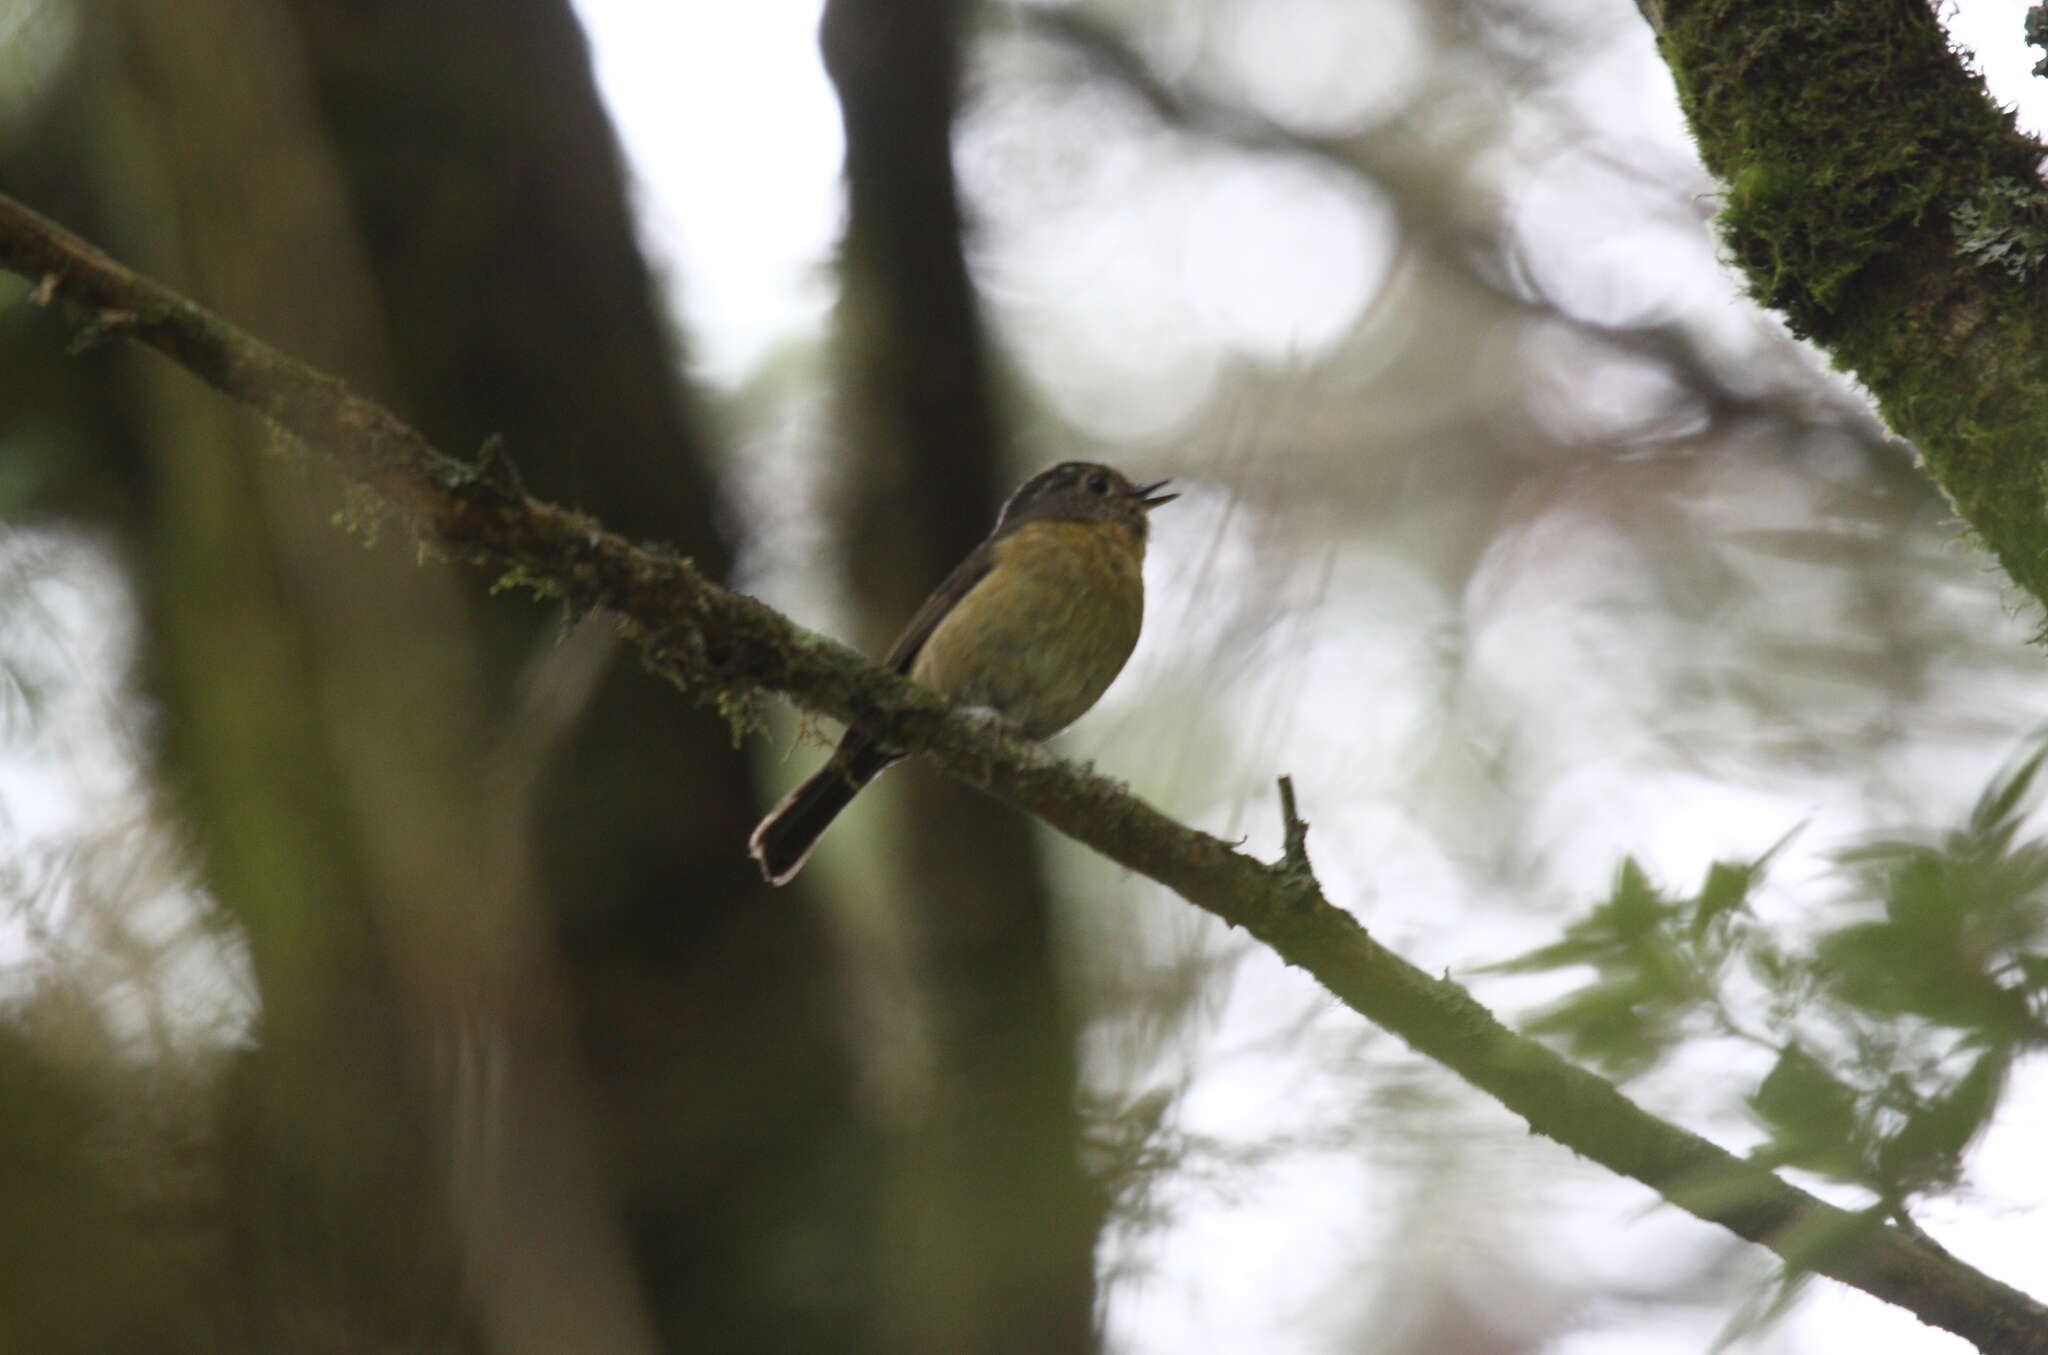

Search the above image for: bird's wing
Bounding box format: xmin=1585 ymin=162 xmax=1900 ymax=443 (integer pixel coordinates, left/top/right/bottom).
xmin=881 ymin=547 xmax=996 ymax=673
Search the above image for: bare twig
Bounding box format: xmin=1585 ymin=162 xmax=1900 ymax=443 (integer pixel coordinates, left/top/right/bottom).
xmin=1276 ymin=774 xmax=1311 ymax=878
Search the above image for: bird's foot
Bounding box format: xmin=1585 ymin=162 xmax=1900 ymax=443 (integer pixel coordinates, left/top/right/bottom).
xmin=958 ymin=706 xmax=1053 ymax=772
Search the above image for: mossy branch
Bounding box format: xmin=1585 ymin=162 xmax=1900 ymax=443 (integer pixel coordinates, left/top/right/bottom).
xmin=1652 ymin=0 xmax=2048 ymax=621
xmin=2 ymin=189 xmax=2044 ymax=1352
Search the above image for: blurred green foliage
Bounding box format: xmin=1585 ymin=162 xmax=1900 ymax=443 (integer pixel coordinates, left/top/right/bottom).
xmin=1495 ymin=738 xmax=2048 ymax=1213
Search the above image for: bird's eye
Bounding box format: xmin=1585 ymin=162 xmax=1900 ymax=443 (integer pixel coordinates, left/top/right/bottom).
xmin=1085 ymin=471 xmax=1111 ymax=495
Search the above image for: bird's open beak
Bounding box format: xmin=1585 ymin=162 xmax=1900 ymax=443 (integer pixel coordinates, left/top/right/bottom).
xmin=1132 ymin=478 xmax=1179 ymax=510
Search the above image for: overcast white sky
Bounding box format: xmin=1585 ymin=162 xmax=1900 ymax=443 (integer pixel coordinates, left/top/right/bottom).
xmin=569 ymin=1 xmax=2048 ymax=378
xmin=570 ymin=2 xmax=840 ymax=383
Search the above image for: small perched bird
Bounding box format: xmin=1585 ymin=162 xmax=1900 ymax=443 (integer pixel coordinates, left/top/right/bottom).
xmin=748 ymin=461 xmax=1177 ymax=885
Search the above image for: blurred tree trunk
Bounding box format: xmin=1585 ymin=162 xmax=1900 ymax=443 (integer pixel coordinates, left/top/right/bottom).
xmin=820 ymin=1 xmax=1105 ymax=1352
xmin=267 ymin=29 xmax=877 ymax=1348
xmin=6 ymin=0 xmax=889 ymax=1349
xmin=79 ymin=0 xmax=473 ymax=1345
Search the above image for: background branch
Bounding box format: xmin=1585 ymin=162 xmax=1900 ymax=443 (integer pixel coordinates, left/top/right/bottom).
xmin=4 ymin=188 xmax=2044 ymax=1353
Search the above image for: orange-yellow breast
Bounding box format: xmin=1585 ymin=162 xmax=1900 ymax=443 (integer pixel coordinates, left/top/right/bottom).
xmin=909 ymin=519 xmax=1146 ymax=739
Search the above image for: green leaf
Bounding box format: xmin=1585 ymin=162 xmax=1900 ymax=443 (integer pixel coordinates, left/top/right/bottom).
xmin=1873 ymin=1045 xmax=2010 ymax=1200
xmin=1750 ymin=1044 xmax=1865 ymax=1182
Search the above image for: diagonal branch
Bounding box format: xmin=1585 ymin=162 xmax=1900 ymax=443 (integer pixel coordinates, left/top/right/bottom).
xmin=2 ymin=189 xmax=2043 ymax=1353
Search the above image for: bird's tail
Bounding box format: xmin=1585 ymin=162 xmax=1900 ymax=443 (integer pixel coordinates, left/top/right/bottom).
xmin=748 ymin=736 xmax=900 ymax=885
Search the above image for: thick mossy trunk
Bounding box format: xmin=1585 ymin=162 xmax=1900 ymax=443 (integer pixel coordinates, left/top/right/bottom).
xmin=1657 ymin=0 xmax=2048 ymax=613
